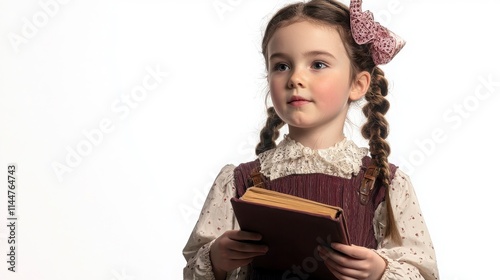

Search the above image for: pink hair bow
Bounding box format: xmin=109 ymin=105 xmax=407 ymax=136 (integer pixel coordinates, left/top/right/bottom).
xmin=350 ymin=0 xmax=406 ymax=65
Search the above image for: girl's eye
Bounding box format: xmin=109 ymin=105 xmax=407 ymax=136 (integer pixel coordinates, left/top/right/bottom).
xmin=273 ymin=63 xmax=289 ymax=72
xmin=312 ymin=62 xmax=327 ymax=69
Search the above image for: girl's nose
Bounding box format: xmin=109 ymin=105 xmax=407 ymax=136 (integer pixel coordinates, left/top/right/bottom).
xmin=288 ymin=69 xmax=305 ymax=89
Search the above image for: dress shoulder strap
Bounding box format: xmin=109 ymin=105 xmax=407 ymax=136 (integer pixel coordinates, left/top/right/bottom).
xmin=359 ymin=156 xmax=398 ymax=205
xmin=233 ymin=159 xmax=261 ymax=198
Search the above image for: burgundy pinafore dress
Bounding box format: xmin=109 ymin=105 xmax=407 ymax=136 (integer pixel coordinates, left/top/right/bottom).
xmin=233 ymin=156 xmax=397 ymax=280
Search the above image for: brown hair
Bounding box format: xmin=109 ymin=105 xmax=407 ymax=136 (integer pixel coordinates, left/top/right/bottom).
xmin=255 ymin=0 xmax=401 ymax=244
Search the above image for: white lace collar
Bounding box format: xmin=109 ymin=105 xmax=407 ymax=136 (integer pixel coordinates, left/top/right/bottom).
xmin=257 ymin=136 xmax=368 ymax=180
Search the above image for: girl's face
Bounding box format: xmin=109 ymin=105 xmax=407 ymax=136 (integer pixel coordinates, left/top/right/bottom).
xmin=267 ymin=20 xmax=367 ymax=147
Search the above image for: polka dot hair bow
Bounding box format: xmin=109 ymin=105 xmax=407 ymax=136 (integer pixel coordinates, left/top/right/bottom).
xmin=350 ymin=0 xmax=406 ymax=65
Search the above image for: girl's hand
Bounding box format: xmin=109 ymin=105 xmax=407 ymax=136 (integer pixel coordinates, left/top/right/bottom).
xmin=318 ymin=243 xmax=386 ymax=280
xmin=210 ymin=230 xmax=268 ymax=279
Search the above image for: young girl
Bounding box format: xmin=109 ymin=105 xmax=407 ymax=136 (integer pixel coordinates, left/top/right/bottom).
xmin=183 ymin=0 xmax=439 ymax=279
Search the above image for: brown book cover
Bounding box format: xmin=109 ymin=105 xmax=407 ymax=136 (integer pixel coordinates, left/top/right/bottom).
xmin=230 ymin=187 xmax=350 ymax=280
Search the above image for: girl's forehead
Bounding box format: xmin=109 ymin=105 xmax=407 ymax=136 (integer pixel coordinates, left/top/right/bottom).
xmin=267 ymin=20 xmax=344 ymax=55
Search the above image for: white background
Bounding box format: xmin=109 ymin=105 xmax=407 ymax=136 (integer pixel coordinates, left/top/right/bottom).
xmin=1 ymin=0 xmax=499 ymax=279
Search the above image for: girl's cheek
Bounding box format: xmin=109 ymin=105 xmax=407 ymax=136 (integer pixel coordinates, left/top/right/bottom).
xmin=311 ymin=84 xmax=336 ymax=100
xmin=269 ymin=79 xmax=283 ymax=96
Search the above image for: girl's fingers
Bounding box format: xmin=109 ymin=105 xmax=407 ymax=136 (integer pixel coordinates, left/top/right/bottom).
xmin=228 ymin=230 xmax=263 ymax=241
xmin=319 ymin=244 xmax=387 ymax=280
xmin=324 ymin=260 xmax=359 ymax=280
xmin=229 ymin=241 xmax=268 ymax=254
xmin=331 ymin=243 xmax=365 ymax=259
xmin=225 ymin=230 xmax=268 ymax=253
xmin=226 ymin=248 xmax=268 ymax=260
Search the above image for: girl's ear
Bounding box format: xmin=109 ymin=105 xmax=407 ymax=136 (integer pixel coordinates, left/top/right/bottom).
xmin=349 ymin=71 xmax=371 ymax=101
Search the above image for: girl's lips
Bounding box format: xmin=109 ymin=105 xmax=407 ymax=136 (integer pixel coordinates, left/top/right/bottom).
xmin=288 ymin=96 xmax=310 ymax=106
xmin=288 ymin=100 xmax=310 ymax=107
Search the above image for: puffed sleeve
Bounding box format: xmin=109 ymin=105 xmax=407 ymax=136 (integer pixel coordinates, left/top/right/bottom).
xmin=182 ymin=164 xmax=248 ymax=280
xmin=373 ymin=169 xmax=440 ymax=280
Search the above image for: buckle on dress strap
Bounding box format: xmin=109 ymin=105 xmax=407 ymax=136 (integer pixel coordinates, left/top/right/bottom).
xmin=250 ymin=168 xmax=265 ymax=189
xmin=359 ymin=165 xmax=380 ymax=205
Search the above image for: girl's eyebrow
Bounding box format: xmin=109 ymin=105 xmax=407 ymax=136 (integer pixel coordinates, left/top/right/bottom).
xmin=268 ymin=52 xmax=288 ymax=61
xmin=269 ymin=50 xmax=336 ymax=61
xmin=303 ymin=50 xmax=336 ymax=59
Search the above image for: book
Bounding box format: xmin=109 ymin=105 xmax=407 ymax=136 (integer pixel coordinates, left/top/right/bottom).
xmin=230 ymin=186 xmax=350 ymax=280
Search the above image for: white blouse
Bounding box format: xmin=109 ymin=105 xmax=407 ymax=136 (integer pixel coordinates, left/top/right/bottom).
xmin=183 ymin=137 xmax=439 ymax=280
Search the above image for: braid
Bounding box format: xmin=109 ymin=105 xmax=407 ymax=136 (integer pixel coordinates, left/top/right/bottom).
xmin=255 ymin=107 xmax=285 ymax=155
xmin=361 ymin=67 xmax=402 ymax=245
